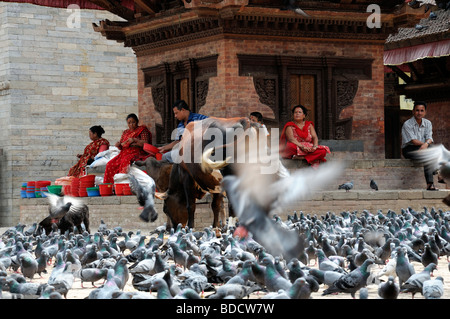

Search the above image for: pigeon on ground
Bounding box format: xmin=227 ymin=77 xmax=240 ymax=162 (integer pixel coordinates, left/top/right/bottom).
xmin=18 ymin=254 xmax=38 ymax=280
xmin=51 ymin=262 xmax=75 ymax=298
xmin=370 ymin=179 xmax=378 ymax=191
xmin=401 ymin=263 xmax=437 ymax=298
xmin=261 ymin=257 xmax=292 ymax=292
xmin=421 ymin=243 xmax=438 ymax=268
xmin=151 ymin=278 xmax=173 ymax=299
xmin=78 ymin=268 xmax=108 ymax=288
xmin=88 ymin=269 xmax=120 ymax=299
xmin=207 ymin=282 xmax=261 ymax=299
xmin=113 ymin=257 xmax=129 ymax=290
xmin=395 ymin=247 xmax=415 ymax=288
xmin=322 ymin=259 xmax=375 ymax=299
xmin=5 ymin=278 xmax=49 ymax=297
xmin=378 ymin=275 xmax=400 ymax=299
xmin=309 ymin=268 xmax=344 ymax=287
xmin=338 ymin=181 xmax=353 ymax=192
xmin=127 ymin=166 xmax=158 ymax=223
xmin=422 ymin=276 xmax=444 ymax=299
xmin=316 ymin=249 xmax=347 ymax=273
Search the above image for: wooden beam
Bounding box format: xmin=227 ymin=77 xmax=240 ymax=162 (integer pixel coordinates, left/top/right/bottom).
xmin=389 ymin=65 xmax=412 ymax=84
xmin=134 ymin=0 xmax=157 ymax=15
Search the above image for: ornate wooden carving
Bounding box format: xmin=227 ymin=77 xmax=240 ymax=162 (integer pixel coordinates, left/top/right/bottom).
xmin=253 ymin=78 xmax=277 ymax=110
xmin=238 ymin=54 xmax=372 ymax=140
xmin=336 ymin=80 xmax=359 ymax=116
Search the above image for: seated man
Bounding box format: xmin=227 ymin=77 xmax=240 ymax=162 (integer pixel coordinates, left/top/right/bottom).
xmin=401 ymin=101 xmax=436 ymax=190
xmin=158 ymin=100 xmax=208 ymax=163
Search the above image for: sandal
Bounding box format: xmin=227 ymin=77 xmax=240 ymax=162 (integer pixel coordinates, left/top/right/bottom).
xmin=427 ymin=183 xmax=438 ymax=191
xmin=438 ymin=174 xmax=446 ymax=184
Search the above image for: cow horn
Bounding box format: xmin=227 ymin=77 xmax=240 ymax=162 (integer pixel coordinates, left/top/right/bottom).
xmin=154 ymin=191 xmax=168 ymax=200
xmin=201 ymin=147 xmax=230 ymax=173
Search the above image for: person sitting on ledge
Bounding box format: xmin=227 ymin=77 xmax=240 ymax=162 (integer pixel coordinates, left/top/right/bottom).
xmin=279 ymin=104 xmax=330 ymax=168
xmin=68 ymin=125 xmax=109 ymax=178
xmin=103 ymin=113 xmax=152 ymax=183
xmin=401 ymin=100 xmax=437 ymax=191
xmin=158 ymin=99 xmax=208 ymax=163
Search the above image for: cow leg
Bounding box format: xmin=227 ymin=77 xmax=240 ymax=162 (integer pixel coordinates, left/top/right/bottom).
xmin=211 ymin=193 xmax=225 ymax=228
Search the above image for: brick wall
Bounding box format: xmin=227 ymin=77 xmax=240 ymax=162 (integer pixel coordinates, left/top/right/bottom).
xmin=0 ymin=3 xmax=138 ymax=225
xmin=138 ymin=37 xmax=386 ymax=158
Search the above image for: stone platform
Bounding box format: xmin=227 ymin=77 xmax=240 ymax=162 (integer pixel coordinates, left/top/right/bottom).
xmin=19 ymin=188 xmax=449 ymax=232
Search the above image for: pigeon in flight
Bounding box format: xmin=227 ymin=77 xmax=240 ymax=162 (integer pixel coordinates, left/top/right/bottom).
xmin=127 ymin=166 xmax=158 ymax=222
xmin=222 ymin=156 xmax=343 ymax=261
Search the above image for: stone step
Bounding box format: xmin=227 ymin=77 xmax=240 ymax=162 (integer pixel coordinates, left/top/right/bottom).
xmin=19 ymin=189 xmax=449 ymax=231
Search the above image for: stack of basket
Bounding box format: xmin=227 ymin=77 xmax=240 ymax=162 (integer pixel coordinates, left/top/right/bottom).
xmin=35 ymin=181 xmax=52 ymax=198
xmin=79 ymin=175 xmax=95 ymax=197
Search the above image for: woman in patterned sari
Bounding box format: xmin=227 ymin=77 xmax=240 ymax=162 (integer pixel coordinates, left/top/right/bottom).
xmin=103 ymin=113 xmax=152 ymax=183
xmin=280 ymin=105 xmax=330 ymax=167
xmin=68 ymin=125 xmax=110 ymax=178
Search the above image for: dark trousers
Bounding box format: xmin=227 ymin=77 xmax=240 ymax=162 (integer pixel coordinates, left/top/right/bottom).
xmin=402 ymin=145 xmax=434 ymax=184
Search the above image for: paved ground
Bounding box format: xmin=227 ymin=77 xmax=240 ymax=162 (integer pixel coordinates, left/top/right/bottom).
xmin=1 ymin=222 xmax=449 ymax=301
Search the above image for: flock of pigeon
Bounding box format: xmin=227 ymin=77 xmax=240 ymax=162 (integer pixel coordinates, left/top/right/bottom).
xmin=1 ymin=205 xmax=449 ymax=299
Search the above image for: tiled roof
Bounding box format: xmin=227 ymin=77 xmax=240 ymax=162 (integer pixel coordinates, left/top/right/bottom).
xmin=386 ymin=8 xmax=450 ymax=46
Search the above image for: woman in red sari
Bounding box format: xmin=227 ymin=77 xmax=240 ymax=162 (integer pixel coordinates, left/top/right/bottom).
xmin=68 ymin=126 xmax=110 ymax=178
xmin=280 ymin=105 xmax=330 ymax=167
xmin=103 ymin=114 xmax=152 ymax=183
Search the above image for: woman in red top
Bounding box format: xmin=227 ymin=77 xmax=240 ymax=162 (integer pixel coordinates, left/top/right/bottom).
xmin=103 ymin=114 xmax=152 ymax=183
xmin=68 ymin=125 xmax=110 ymax=178
xmin=280 ymin=105 xmax=330 ymax=167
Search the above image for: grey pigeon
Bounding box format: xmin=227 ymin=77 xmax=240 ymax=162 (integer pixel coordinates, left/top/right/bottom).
xmin=129 ymin=252 xmax=156 ymax=275
xmin=127 ymin=166 xmax=158 ymax=223
xmin=338 ymin=181 xmax=353 ymax=192
xmin=207 ymin=282 xmax=260 ymax=299
xmin=6 ymin=278 xmax=49 ymax=297
xmin=261 ymin=257 xmax=292 ymax=292
xmin=262 ymin=277 xmax=308 ymax=299
xmin=421 ymin=243 xmax=438 ymax=268
xmin=401 ymin=263 xmax=437 ymax=298
xmin=151 ymin=278 xmax=173 ymax=299
xmin=19 ymin=254 xmax=38 ymax=280
xmin=378 ymin=275 xmax=400 ymax=299
xmin=113 ymin=257 xmax=129 ymax=290
xmin=51 ymin=262 xmax=75 ymax=298
xmin=316 ymin=249 xmax=347 ymax=273
xmin=88 ymin=269 xmax=120 ymax=299
xmin=79 ymin=268 xmax=108 ymax=288
xmin=370 ymin=179 xmax=378 ymax=191
xmin=221 ymin=160 xmax=342 ymax=261
xmin=415 ymin=24 xmax=429 ymax=31
xmin=309 ymin=268 xmax=344 ymax=287
xmin=422 ymin=276 xmax=444 ymax=299
xmin=395 ymin=247 xmax=415 ymax=288
xmin=322 ymin=259 xmax=375 ymax=299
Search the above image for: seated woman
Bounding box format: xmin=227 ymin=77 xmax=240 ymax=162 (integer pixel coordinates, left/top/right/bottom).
xmin=280 ymin=104 xmax=330 ymax=167
xmin=103 ymin=113 xmax=152 ymax=183
xmin=68 ymin=125 xmax=110 ymax=178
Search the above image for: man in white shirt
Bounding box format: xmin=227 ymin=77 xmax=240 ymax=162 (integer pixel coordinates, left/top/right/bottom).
xmin=401 ymin=101 xmax=436 ymax=190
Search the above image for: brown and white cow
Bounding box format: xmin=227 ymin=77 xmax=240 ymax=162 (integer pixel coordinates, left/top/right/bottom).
xmin=134 ymin=116 xmax=267 ymax=229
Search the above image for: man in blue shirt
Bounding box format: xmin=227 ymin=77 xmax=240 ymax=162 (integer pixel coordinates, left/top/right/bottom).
xmin=401 ymin=101 xmax=436 ymax=190
xmin=158 ymin=100 xmax=208 ymax=163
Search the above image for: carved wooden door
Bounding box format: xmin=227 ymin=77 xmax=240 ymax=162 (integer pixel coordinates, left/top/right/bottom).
xmin=289 ymin=74 xmax=316 ymax=123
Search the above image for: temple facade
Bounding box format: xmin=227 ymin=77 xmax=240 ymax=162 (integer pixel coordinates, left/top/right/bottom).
xmin=91 ymin=0 xmax=405 ymax=158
